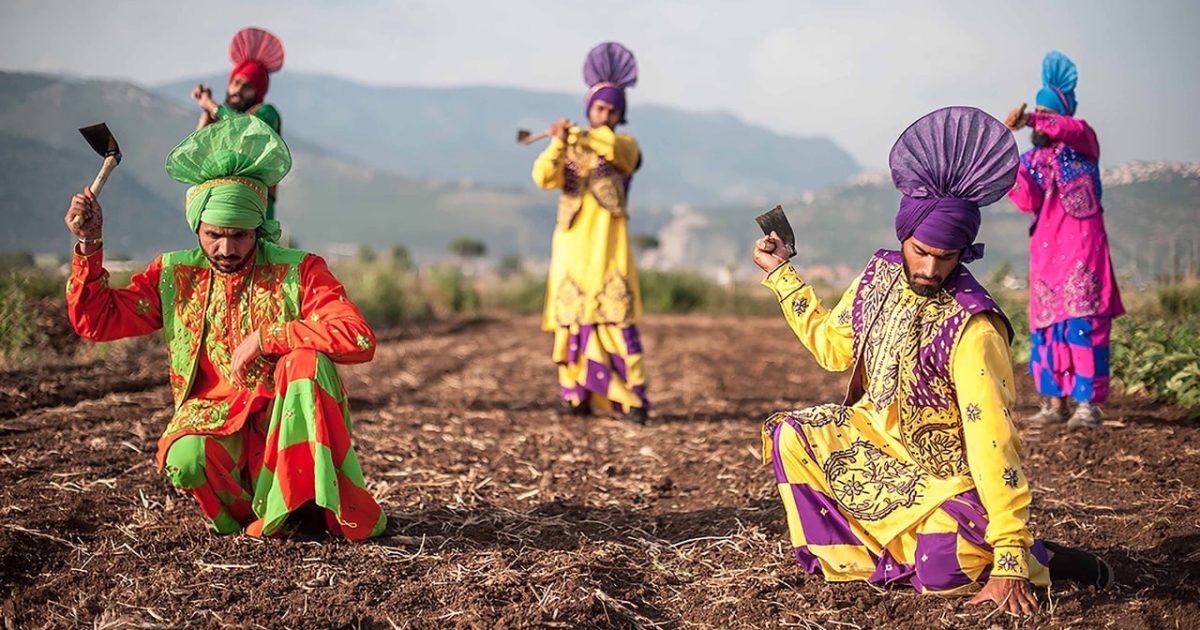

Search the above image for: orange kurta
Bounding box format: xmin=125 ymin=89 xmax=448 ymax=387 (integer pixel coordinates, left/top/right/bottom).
xmin=65 ymin=243 xmax=385 ymax=539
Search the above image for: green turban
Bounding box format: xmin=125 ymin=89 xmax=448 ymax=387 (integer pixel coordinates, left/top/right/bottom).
xmin=164 ymin=116 xmax=292 ymax=242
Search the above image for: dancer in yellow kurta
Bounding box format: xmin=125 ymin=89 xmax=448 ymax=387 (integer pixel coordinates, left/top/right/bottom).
xmin=532 ymin=42 xmax=648 ymax=423
xmin=754 ymin=107 xmax=1111 ymax=616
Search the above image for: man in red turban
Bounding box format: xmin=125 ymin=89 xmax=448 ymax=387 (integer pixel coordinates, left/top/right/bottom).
xmin=191 ymin=27 xmax=285 ymax=219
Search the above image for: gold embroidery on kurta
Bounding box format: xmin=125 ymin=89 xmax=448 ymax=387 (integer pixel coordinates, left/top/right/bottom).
xmin=554 ymin=276 xmax=586 ymax=327
xmin=594 ymin=270 xmax=632 ymax=324
xmin=824 ymin=439 xmax=926 ymax=522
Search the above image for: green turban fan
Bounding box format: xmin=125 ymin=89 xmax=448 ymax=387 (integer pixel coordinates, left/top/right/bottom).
xmin=164 ymin=116 xmax=292 ymax=243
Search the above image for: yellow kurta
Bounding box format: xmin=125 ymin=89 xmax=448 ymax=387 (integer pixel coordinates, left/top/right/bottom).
xmin=532 ymin=126 xmax=647 ymax=411
xmin=761 ymin=262 xmax=1047 ymax=591
xmin=533 ymin=126 xmax=642 ymax=331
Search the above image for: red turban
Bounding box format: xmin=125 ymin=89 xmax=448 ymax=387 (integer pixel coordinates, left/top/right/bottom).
xmin=231 ymin=60 xmax=270 ymax=103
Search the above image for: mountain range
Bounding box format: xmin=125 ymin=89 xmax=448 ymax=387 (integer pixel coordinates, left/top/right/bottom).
xmin=3 ymin=70 xmax=1198 ymax=284
xmin=155 ymin=72 xmax=860 ymax=208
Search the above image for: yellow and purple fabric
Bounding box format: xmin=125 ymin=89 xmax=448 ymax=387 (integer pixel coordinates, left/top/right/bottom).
xmin=533 ymin=124 xmax=647 ymax=412
xmin=554 ymin=323 xmax=648 ymax=412
xmin=1030 ymin=316 xmax=1111 ymax=404
xmin=760 ymin=254 xmax=1049 ymax=592
xmin=767 ymin=410 xmax=1050 ymax=593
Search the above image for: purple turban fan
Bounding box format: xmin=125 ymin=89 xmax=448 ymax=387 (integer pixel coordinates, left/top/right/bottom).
xmin=583 ymin=42 xmax=638 ymax=124
xmin=889 ymin=106 xmax=1018 ymax=263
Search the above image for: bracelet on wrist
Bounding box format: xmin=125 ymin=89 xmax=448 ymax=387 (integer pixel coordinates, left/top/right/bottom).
xmin=78 ymin=236 xmax=103 ymax=246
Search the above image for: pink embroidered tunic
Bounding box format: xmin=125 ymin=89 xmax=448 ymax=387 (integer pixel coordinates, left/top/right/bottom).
xmin=1007 ymin=112 xmax=1124 ymax=330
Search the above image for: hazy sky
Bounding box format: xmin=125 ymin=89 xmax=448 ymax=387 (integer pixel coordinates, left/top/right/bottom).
xmin=3 ymin=0 xmax=1197 ymax=169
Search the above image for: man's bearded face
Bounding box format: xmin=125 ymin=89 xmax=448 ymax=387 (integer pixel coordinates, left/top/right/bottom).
xmin=198 ymin=223 xmax=257 ymax=273
xmin=901 ymin=237 xmax=960 ymax=298
xmin=588 ymin=99 xmax=621 ymax=129
xmin=1031 ymin=129 xmax=1052 ymax=147
xmin=225 ymin=76 xmax=258 ymax=113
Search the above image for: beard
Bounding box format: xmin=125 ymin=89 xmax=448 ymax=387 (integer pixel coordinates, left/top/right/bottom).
xmin=206 ymin=251 xmax=252 ymax=273
xmin=224 ymin=92 xmax=254 ymax=113
xmin=1031 ymin=129 xmax=1052 ymax=148
xmin=902 ymin=259 xmax=946 ymax=298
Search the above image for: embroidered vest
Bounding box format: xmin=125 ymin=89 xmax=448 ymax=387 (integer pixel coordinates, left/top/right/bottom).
xmin=158 ymin=242 xmax=306 ymax=409
xmin=846 ymin=250 xmax=1012 ymax=479
xmin=557 ymin=130 xmax=632 ymax=229
xmin=1020 ymin=143 xmax=1103 ymax=226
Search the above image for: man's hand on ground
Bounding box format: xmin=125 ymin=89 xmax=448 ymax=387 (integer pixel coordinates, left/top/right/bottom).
xmin=968 ymin=576 xmax=1039 ymax=616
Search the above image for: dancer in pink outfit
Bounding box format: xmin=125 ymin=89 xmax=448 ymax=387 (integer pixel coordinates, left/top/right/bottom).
xmin=1005 ymin=51 xmax=1124 ymax=429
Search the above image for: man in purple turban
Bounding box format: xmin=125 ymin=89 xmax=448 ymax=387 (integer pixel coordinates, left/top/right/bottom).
xmin=1005 ymin=51 xmax=1123 ymax=429
xmin=752 ymin=107 xmax=1111 ymax=614
xmin=532 ymin=43 xmax=649 ymax=423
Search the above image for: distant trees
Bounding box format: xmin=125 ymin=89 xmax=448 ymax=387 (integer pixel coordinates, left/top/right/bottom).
xmin=630 ymin=234 xmax=660 ymax=255
xmin=449 ymin=238 xmax=486 ymax=260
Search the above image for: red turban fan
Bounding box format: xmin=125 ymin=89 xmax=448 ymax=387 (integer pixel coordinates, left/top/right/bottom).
xmin=229 ymin=27 xmax=285 ymax=103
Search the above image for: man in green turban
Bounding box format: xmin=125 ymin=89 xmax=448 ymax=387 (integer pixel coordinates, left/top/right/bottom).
xmin=64 ymin=116 xmax=386 ymax=540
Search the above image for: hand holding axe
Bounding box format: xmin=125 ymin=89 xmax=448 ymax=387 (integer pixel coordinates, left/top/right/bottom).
xmin=72 ymin=123 xmax=122 ymax=227
xmin=515 ymin=118 xmax=578 ymax=145
xmin=755 ymin=205 xmax=797 ymax=258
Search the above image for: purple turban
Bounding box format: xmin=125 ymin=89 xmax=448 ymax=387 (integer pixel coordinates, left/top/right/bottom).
xmin=583 ymin=42 xmax=637 ymax=124
xmin=889 ymin=106 xmax=1018 ymax=263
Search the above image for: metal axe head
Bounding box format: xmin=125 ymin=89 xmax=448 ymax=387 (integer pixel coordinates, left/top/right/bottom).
xmin=78 ymin=123 xmax=122 ymax=164
xmin=516 ymin=129 xmax=532 ymax=143
xmin=755 ymin=205 xmax=797 ymax=258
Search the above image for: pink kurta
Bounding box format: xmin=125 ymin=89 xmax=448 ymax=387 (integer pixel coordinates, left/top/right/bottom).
xmin=1007 ymin=112 xmax=1124 ymax=330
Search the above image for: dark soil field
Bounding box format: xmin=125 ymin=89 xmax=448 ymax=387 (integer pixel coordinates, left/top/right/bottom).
xmin=1 ymin=314 xmax=1197 ymax=628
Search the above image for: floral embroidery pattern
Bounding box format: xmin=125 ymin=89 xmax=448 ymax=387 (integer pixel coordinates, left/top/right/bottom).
xmin=1064 ymin=261 xmax=1101 ymax=317
xmin=589 ymin=157 xmax=626 ymax=213
xmin=851 ymin=254 xmax=1003 ymax=480
xmin=1002 ymin=467 xmax=1020 ymax=489
xmin=166 ymin=265 xmax=210 ymax=405
xmin=791 ymin=404 xmax=852 ymax=428
xmin=163 ymin=398 xmax=232 ymax=437
xmin=355 ymin=334 xmax=372 ymax=350
xmin=792 ymin=296 xmax=810 ymax=316
xmin=965 ymin=403 xmax=982 ymax=423
xmin=1032 ymin=279 xmax=1056 ymax=329
xmin=997 ymin=551 xmax=1020 ymax=573
xmin=1060 ymin=178 xmax=1098 ymax=218
xmin=594 ymin=271 xmax=632 ymax=324
xmin=554 ymin=276 xmax=585 ymax=327
xmin=205 ymin=269 xmax=273 ymax=388
xmin=825 ymin=439 xmax=926 ymax=522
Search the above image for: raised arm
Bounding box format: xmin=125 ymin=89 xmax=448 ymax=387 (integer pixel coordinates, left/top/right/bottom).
xmin=1027 ymin=112 xmax=1100 ymax=161
xmin=1007 ymin=155 xmax=1045 ymax=215
xmin=760 ymin=262 xmax=856 ymax=372
xmin=63 ymin=188 xmax=164 ymax=341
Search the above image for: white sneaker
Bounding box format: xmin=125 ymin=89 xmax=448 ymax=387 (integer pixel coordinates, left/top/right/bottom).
xmin=1067 ymin=402 xmax=1103 ymax=429
xmin=1024 ymin=401 xmax=1068 ymax=426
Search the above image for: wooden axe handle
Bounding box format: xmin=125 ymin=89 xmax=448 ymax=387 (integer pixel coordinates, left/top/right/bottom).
xmin=71 ymin=155 xmax=118 ymax=228
xmin=89 ymin=155 xmax=119 ymax=197
xmin=518 ymin=130 xmax=551 ymax=145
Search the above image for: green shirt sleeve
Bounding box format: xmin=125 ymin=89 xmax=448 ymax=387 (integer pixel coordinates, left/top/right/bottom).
xmin=252 ymin=104 xmax=281 ymax=134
